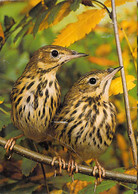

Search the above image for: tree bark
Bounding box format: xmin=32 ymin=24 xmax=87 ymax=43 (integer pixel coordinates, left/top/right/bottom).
xmin=0 ymin=137 xmax=136 ymax=184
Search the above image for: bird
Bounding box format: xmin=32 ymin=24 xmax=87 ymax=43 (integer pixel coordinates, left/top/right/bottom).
xmin=51 ymin=66 xmax=122 ymax=180
xmin=5 ymin=45 xmax=87 ymax=152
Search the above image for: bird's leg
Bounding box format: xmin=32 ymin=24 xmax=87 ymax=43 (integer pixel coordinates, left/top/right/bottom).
xmin=93 ymin=159 xmax=105 ymax=182
xmin=5 ymin=134 xmax=24 ymax=154
xmin=51 ymin=156 xmax=66 ymax=174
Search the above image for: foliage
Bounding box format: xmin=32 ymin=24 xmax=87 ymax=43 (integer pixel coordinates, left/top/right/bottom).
xmin=0 ymin=0 xmax=136 ymax=193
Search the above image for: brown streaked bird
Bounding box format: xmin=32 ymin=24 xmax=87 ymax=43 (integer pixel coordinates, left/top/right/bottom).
xmin=5 ymin=45 xmax=87 ymax=152
xmin=52 ymin=67 xmax=122 ymax=180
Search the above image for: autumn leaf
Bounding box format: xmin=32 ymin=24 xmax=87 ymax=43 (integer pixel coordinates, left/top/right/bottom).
xmin=104 ymin=0 xmax=134 ymax=7
xmin=125 ymin=168 xmax=137 ymax=176
xmin=116 ymin=134 xmax=129 ymax=168
xmin=133 ymin=47 xmax=137 ymax=60
xmin=66 ymin=180 xmax=91 ymax=194
xmin=28 ymin=1 xmax=71 ymax=35
xmin=50 ymin=190 xmax=63 ymax=194
xmin=0 ymin=23 xmax=5 ymax=43
xmin=95 ymin=44 xmax=111 ymax=56
xmin=39 ymin=2 xmax=70 ymax=31
xmin=109 ymin=75 xmax=136 ymax=96
xmin=88 ymin=56 xmax=117 ymax=66
xmin=30 ymin=172 xmax=55 ymax=181
xmin=53 ymin=9 xmax=106 ymax=47
xmin=21 ymin=0 xmax=41 ymax=14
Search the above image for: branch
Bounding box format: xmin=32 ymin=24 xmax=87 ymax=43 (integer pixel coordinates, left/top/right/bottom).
xmin=0 ymin=137 xmax=136 ymax=184
xmin=111 ymin=0 xmax=137 ymax=167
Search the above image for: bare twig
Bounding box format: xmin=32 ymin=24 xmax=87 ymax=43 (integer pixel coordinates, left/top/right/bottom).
xmin=111 ymin=0 xmax=137 ymax=167
xmin=0 ymin=137 xmax=136 ymax=184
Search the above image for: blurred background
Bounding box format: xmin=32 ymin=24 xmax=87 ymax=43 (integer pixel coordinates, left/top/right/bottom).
xmin=0 ymin=0 xmax=136 ymax=193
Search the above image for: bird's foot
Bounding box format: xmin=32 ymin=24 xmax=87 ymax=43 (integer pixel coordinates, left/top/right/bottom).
xmin=51 ymin=156 xmax=66 ymax=175
xmin=93 ymin=159 xmax=105 ymax=182
xmin=68 ymin=159 xmax=78 ymax=179
xmin=4 ymin=134 xmax=24 ymax=157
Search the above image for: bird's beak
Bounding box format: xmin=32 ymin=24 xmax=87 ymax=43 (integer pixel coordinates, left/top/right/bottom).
xmin=106 ymin=66 xmax=123 ymax=79
xmin=58 ymin=50 xmax=88 ymax=66
xmin=65 ymin=51 xmax=88 ymax=62
xmin=71 ymin=50 xmax=88 ymax=59
xmin=101 ymin=66 xmax=122 ymax=99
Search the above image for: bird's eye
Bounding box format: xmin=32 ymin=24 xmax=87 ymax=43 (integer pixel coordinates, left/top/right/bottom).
xmin=51 ymin=50 xmax=59 ymax=57
xmin=89 ymin=78 xmax=96 ymax=85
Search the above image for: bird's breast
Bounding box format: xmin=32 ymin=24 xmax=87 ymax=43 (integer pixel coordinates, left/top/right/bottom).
xmin=11 ymin=76 xmax=61 ymax=142
xmin=55 ymin=98 xmax=116 ymax=160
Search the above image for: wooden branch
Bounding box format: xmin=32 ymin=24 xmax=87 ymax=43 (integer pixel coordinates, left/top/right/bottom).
xmin=111 ymin=0 xmax=137 ymax=167
xmin=0 ymin=137 xmax=136 ymax=184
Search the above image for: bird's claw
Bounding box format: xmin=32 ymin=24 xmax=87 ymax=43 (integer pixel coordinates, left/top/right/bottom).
xmin=51 ymin=156 xmax=66 ymax=174
xmin=93 ymin=161 xmax=105 ymax=182
xmin=68 ymin=159 xmax=78 ymax=175
xmin=5 ymin=138 xmax=16 ymax=154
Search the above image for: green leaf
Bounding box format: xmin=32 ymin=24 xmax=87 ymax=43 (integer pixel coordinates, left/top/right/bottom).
xmin=47 ymin=2 xmax=65 ymax=25
xmin=0 ymin=146 xmax=5 ymax=160
xmin=4 ymin=15 xmax=15 ymax=31
xmin=0 ymin=113 xmax=11 ymax=131
xmin=21 ymin=157 xmax=37 ymax=176
xmin=70 ymin=0 xmax=81 ymax=11
xmin=12 ymin=184 xmax=39 ymax=194
xmin=4 ymin=103 xmax=11 ymax=108
xmin=44 ymin=0 xmax=57 ymax=8
xmin=5 ymin=128 xmax=23 ymax=140
xmin=49 ymin=174 xmax=72 ymax=188
xmin=14 ymin=3 xmax=42 ymax=31
xmin=79 ymin=180 xmax=116 ymax=194
xmin=124 ymin=190 xmax=134 ymax=194
xmin=113 ymin=167 xmax=125 ymax=173
xmin=13 ymin=15 xmax=28 ymax=32
xmin=14 ymin=21 xmax=32 ymax=43
xmin=74 ymin=173 xmax=95 ymax=183
xmin=33 ymin=10 xmax=49 ymax=37
xmin=0 ymin=181 xmax=39 ymax=194
xmin=0 ymin=96 xmax=4 ymax=104
xmin=29 ymin=2 xmax=42 ymax=18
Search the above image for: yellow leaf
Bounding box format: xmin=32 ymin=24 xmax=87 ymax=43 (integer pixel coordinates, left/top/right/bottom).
xmin=88 ymin=56 xmax=117 ymax=66
xmin=95 ymin=44 xmax=111 ymax=56
xmin=115 ymin=95 xmax=137 ymax=125
xmin=125 ymin=168 xmax=137 ymax=176
xmin=50 ymin=190 xmax=63 ymax=194
xmin=104 ymin=0 xmax=134 ymax=7
xmin=117 ymin=112 xmax=126 ymax=124
xmin=109 ymin=75 xmax=136 ymax=96
xmin=53 ymin=9 xmax=106 ymax=47
xmin=21 ymin=0 xmax=41 ymax=14
xmin=85 ymin=158 xmax=93 ymax=165
xmin=66 ymin=180 xmax=91 ymax=194
xmin=0 ymin=23 xmax=5 ymax=43
xmin=133 ymin=47 xmax=137 ymax=60
xmin=116 ymin=134 xmax=129 ymax=168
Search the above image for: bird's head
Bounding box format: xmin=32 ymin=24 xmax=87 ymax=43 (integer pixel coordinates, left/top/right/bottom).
xmin=28 ymin=45 xmax=87 ymax=74
xmin=66 ymin=67 xmax=122 ymax=102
